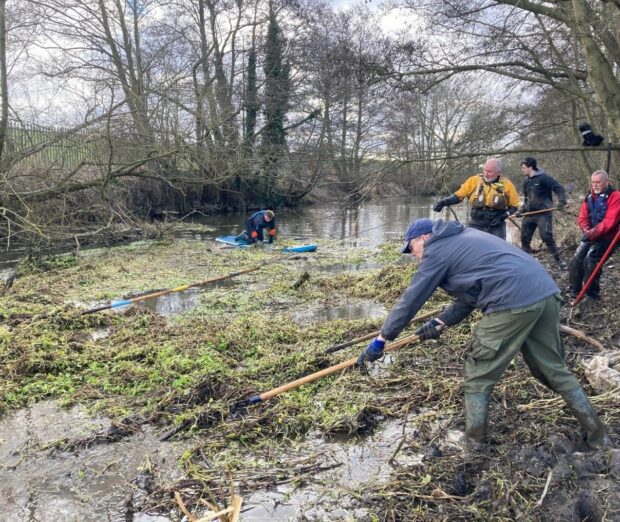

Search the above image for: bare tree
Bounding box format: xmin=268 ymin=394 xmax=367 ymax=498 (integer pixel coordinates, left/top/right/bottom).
xmin=393 ymin=0 xmax=620 ymax=141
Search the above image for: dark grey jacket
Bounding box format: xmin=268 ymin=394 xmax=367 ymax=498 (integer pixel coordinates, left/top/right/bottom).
xmin=380 ymin=220 xmax=559 ymax=340
xmin=522 ymin=170 xmax=567 ymax=212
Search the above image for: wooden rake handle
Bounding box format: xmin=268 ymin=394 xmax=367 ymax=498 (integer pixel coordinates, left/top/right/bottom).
xmin=324 ymin=309 xmax=439 ymax=353
xmin=255 ymin=333 xmax=422 ymax=403
xmin=519 ymin=207 xmax=556 ymax=217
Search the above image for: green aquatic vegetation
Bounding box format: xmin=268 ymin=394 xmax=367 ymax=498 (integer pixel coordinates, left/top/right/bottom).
xmin=374 ymin=241 xmax=403 ymax=263
xmin=0 ymin=238 xmax=432 ymax=428
xmin=2 ymin=228 xmax=617 ymax=521
xmin=18 ymin=253 xmax=79 ymax=274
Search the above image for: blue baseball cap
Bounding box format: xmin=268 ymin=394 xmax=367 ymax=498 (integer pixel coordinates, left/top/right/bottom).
xmin=402 ymin=219 xmax=434 ymax=253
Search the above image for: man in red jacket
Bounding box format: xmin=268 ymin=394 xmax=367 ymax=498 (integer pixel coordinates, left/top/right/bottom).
xmin=568 ymin=170 xmax=620 ymax=301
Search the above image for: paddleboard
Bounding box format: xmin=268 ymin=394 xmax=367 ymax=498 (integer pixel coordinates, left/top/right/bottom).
xmin=215 ymin=235 xmax=250 ymax=248
xmin=215 ymin=236 xmax=318 ymax=253
xmin=282 ymin=243 xmax=318 ymax=253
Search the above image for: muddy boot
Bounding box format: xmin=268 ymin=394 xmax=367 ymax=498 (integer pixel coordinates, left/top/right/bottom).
xmin=562 ymin=388 xmax=611 ymax=450
xmin=553 ymin=252 xmax=567 ymax=270
xmin=463 ymin=393 xmax=490 ymax=450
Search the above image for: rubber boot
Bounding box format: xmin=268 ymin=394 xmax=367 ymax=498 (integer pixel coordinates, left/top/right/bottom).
xmin=553 ymin=252 xmax=567 ymax=270
xmin=463 ymin=393 xmax=491 ymax=450
xmin=562 ymin=388 xmax=611 ymax=450
xmin=521 ymin=244 xmax=532 ymax=254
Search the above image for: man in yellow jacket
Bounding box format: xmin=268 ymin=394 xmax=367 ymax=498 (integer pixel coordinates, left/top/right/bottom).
xmin=433 ymin=158 xmax=519 ymax=240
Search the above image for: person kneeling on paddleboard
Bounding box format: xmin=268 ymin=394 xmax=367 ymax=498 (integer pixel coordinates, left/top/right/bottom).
xmin=237 ymin=210 xmax=276 ymax=245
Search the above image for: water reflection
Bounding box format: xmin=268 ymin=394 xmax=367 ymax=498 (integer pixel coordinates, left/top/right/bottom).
xmin=183 ymin=198 xmax=448 ymax=247
xmin=175 ymin=197 xmax=517 ymax=247
xmin=0 ymin=197 xmax=518 ymax=275
xmin=243 ymin=420 xmax=424 ymax=521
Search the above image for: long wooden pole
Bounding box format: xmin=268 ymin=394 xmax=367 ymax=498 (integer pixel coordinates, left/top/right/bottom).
xmin=80 ymin=265 xmax=263 ymax=315
xmin=80 ymin=241 xmax=317 ymax=315
xmin=247 ymin=332 xmax=422 ymax=405
xmin=518 ymin=207 xmax=556 ymax=217
xmin=324 ymin=309 xmax=440 ymax=353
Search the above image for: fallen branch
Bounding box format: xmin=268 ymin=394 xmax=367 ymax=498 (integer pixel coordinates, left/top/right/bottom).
xmin=559 ymin=324 xmax=605 ymax=351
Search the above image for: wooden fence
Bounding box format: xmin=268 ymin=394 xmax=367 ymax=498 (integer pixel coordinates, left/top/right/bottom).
xmin=3 ymin=122 xmax=148 ymax=170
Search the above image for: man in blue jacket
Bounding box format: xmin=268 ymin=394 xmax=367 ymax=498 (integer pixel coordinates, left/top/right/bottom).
xmin=237 ymin=210 xmax=276 ymax=244
xmin=358 ymin=219 xmax=609 ymax=450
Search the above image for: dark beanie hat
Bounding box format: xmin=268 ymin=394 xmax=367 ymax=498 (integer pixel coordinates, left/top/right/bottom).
xmin=521 ymin=157 xmax=537 ymax=169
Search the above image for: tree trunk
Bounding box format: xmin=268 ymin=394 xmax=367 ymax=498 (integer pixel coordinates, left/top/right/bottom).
xmin=0 ymin=0 xmax=8 ymax=169
xmin=570 ymin=0 xmax=620 ymax=141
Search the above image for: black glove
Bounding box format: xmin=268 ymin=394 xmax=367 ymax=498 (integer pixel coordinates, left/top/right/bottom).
xmin=489 ymin=212 xmax=509 ymax=228
xmin=414 ymin=319 xmax=444 ymax=340
xmin=515 ymin=207 xmax=525 ymax=218
xmin=357 ymin=337 xmax=386 ymax=366
xmin=557 ymin=201 xmax=567 ymax=211
xmin=433 ymin=200 xmax=445 ymax=212
xmin=433 ymin=194 xmax=459 ymax=213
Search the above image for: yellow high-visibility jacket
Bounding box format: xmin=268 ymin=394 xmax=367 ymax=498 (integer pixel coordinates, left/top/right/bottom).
xmin=454 ymin=174 xmax=519 ymax=210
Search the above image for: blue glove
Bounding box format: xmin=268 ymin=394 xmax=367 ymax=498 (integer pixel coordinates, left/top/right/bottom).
xmin=357 ymin=338 xmax=386 ymax=366
xmin=415 ymin=319 xmax=444 ymax=340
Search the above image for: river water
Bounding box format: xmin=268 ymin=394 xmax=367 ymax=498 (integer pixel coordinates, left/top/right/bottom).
xmin=174 ymin=196 xmax=519 ymax=247
xmin=0 ymin=197 xmax=519 ymax=317
xmin=0 ymin=197 xmax=518 ymax=276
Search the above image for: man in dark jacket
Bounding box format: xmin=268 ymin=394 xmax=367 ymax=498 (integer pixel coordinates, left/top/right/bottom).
xmin=569 ymin=170 xmax=619 ymax=301
xmin=516 ymin=157 xmax=568 ymax=268
xmin=357 ymin=219 xmax=610 ymax=450
xmin=237 ymin=210 xmax=276 ymax=245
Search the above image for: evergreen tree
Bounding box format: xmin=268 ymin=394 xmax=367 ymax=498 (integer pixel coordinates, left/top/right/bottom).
xmin=244 ymin=46 xmax=258 ymax=148
xmin=261 ymin=5 xmax=290 ymax=205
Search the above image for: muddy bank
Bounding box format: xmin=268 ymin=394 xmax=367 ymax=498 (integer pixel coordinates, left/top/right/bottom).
xmin=0 ymin=218 xmax=618 ymax=520
xmin=0 ymin=401 xmax=186 ymax=520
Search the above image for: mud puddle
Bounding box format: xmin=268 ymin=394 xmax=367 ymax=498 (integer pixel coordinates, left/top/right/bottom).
xmin=77 ymin=278 xmax=249 ymax=317
xmin=138 ymin=278 xmax=241 ymax=316
xmin=0 ymin=402 xmax=187 ymax=521
xmin=242 ymin=419 xmax=426 ymax=520
xmin=293 ymin=300 xmax=387 ymax=325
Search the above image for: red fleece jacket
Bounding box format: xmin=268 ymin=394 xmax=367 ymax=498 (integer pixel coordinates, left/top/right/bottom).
xmin=578 ymin=190 xmax=620 ymax=241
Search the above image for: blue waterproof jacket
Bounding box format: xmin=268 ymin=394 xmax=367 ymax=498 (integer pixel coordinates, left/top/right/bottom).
xmin=245 ymin=210 xmax=276 ymax=243
xmin=380 ymin=220 xmax=559 ymax=340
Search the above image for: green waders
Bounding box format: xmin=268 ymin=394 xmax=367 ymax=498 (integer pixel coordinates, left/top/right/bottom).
xmin=462 ymin=294 xmax=609 ymax=449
